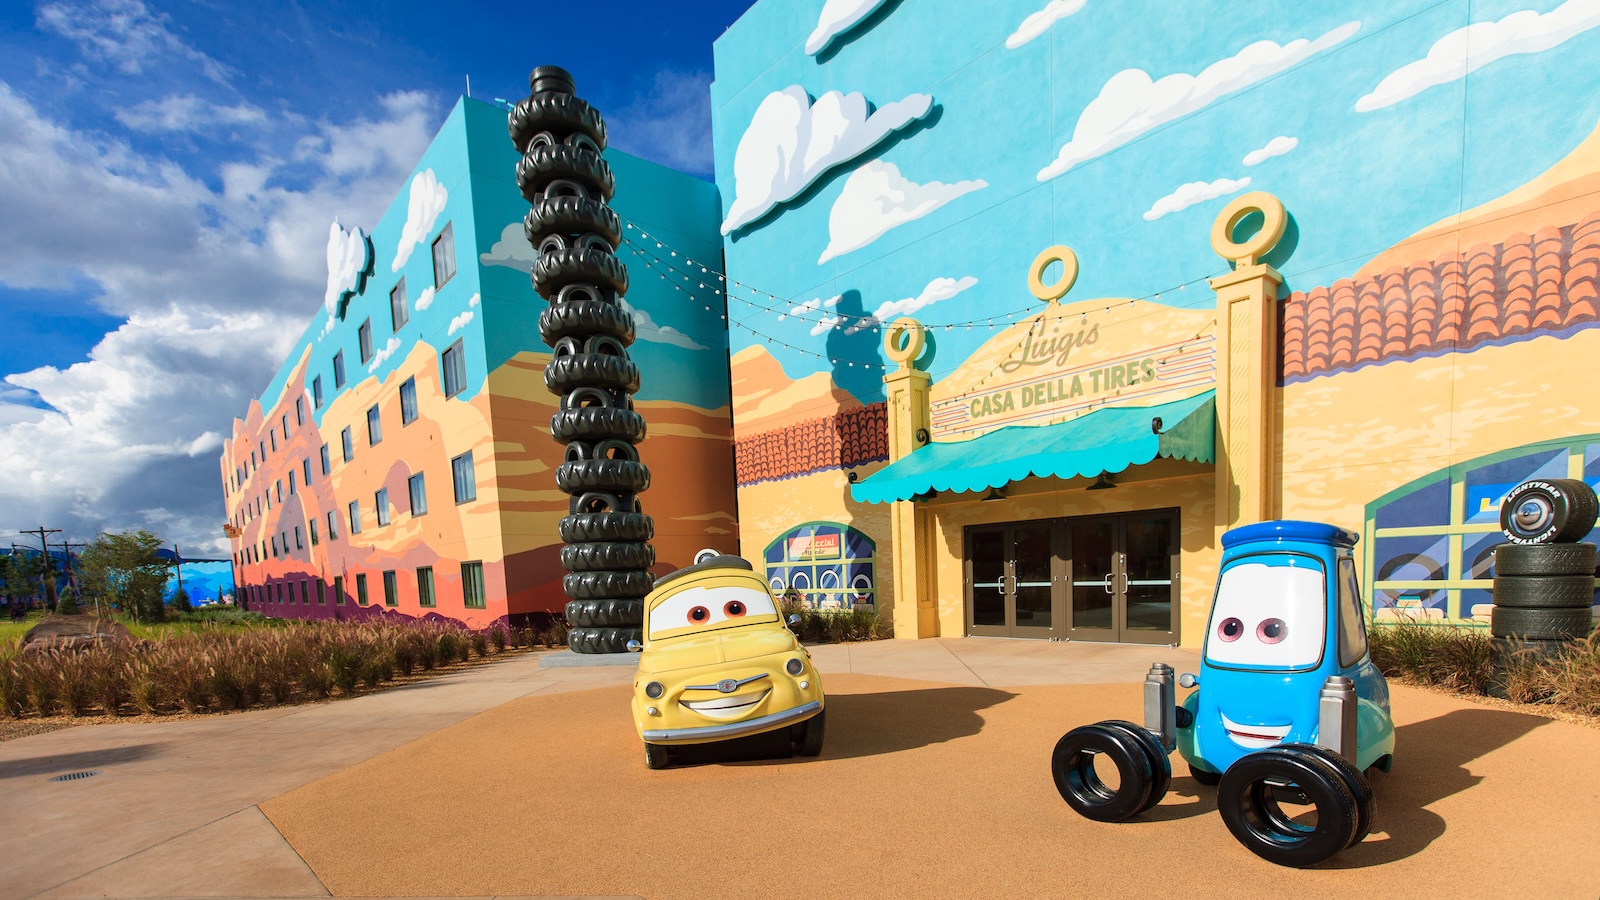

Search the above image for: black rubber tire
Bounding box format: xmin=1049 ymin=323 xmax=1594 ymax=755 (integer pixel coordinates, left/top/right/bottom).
xmin=1100 ymin=720 xmax=1172 ymax=814
xmin=544 ymin=353 xmax=640 ymax=394
xmin=643 ymin=741 xmax=671 ymax=770
xmin=524 ymin=195 xmax=621 ymax=248
xmin=1492 ymin=574 xmax=1596 ymax=609
xmin=1500 ymin=478 xmax=1599 ymax=544
xmin=1490 ymin=605 xmax=1595 ymax=639
xmin=515 ymin=144 xmax=614 ymax=203
xmin=567 ymin=625 xmax=639 ymax=654
xmin=1217 ymin=746 xmax=1359 ymax=867
xmin=564 ymin=598 xmax=644 ymax=627
xmin=1189 ymin=763 xmax=1223 ymax=786
xmin=564 ymin=570 xmax=655 ymax=600
xmin=509 ymin=92 xmax=607 ymax=154
xmin=560 ymin=512 xmax=654 ymax=543
xmin=1286 ymin=743 xmax=1375 ymax=849
xmin=794 ymin=709 xmax=826 ymax=757
xmin=1050 ymin=723 xmax=1154 ymax=823
xmin=1491 ymin=634 xmax=1578 ymax=662
xmin=557 ymin=459 xmax=650 ymax=495
xmin=532 ymin=247 xmax=629 ymax=299
xmin=561 ymin=541 xmax=655 ymax=572
xmin=550 ymin=407 xmax=646 ymax=443
xmin=1494 ymin=542 xmax=1597 ymax=576
xmin=539 ymin=298 xmax=635 ymax=347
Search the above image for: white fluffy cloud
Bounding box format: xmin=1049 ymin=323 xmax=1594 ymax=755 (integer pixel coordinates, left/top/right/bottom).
xmin=115 ymin=95 xmax=265 ymax=132
xmin=819 ymin=160 xmax=987 ymax=264
xmin=620 ymin=299 xmax=708 ymax=350
xmin=1142 ymin=176 xmax=1251 ymax=221
xmin=366 ymin=336 xmax=402 ymax=372
xmin=1038 ymin=21 xmax=1359 ymax=181
xmin=37 ymin=0 xmax=231 ymax=82
xmin=1006 ymin=0 xmax=1087 ymax=49
xmin=806 ymin=0 xmax=894 ymax=55
xmin=446 ymin=311 xmax=475 ymax=336
xmin=414 ymin=284 xmax=435 ymax=311
xmin=479 ymin=222 xmax=536 ymax=272
xmin=323 ymin=220 xmax=371 ymax=317
xmin=1242 ymin=135 xmax=1298 ymax=165
xmin=779 ymin=294 xmax=841 ymax=321
xmin=722 ymin=86 xmax=934 ymax=235
xmin=841 ymin=276 xmax=979 ymax=334
xmin=468 ymin=292 xmax=479 ymax=307
xmin=0 ymin=80 xmax=438 ymax=554
xmin=1357 ymin=1 xmax=1600 ymax=112
xmin=392 ymin=168 xmax=448 ymax=272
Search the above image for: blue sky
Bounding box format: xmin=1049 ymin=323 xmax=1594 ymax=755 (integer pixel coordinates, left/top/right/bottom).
xmin=0 ymin=0 xmax=753 ymax=554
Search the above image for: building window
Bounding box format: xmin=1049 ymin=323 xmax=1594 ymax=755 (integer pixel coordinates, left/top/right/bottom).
xmin=382 ymin=570 xmax=398 ymax=607
xmin=317 ymin=579 xmax=326 ymax=605
xmin=356 ymin=573 xmax=369 ymax=606
xmin=271 ymin=535 xmax=278 ymax=557
xmin=313 ymin=375 xmax=324 ymax=409
xmin=276 ymin=582 xmax=283 ymax=603
xmin=333 ymin=351 xmax=346 ymax=389
xmin=400 ymin=377 xmax=418 ymax=424
xmin=303 ymin=457 xmax=312 ymax=486
xmin=333 ymin=575 xmax=345 ymax=606
xmin=270 ymin=431 xmax=277 ymax=453
xmin=288 ymin=471 xmax=297 ymax=496
xmin=281 ymin=414 xmax=289 ymax=439
xmin=408 ymin=472 xmax=427 ymax=516
xmin=295 ymin=396 xmax=306 ymax=426
xmin=275 ymin=480 xmax=283 ymax=502
xmin=320 ymin=443 xmax=331 ymax=475
xmin=442 ymin=340 xmax=466 ymax=398
xmin=265 ymin=492 xmax=270 ymax=511
xmin=763 ymin=522 xmax=878 ymax=611
xmin=432 ymin=222 xmax=456 ymax=288
xmin=341 ymin=426 xmax=354 ymax=462
xmin=358 ymin=319 xmax=373 ymax=364
xmin=326 ymin=509 xmax=339 ymax=541
xmin=258 ymin=441 xmax=265 ymax=461
xmin=299 ymin=579 xmax=309 ymax=605
xmin=309 ymin=519 xmax=319 ymax=547
xmin=375 ymin=488 xmax=391 ymax=526
xmin=348 ymin=499 xmax=362 ymax=534
xmin=390 ymin=279 xmax=409 ymax=331
xmin=461 ymin=561 xmax=485 ymax=609
xmin=417 ymin=566 xmax=435 ymax=607
xmin=452 ymin=451 xmax=476 ymax=503
xmin=294 ymin=526 xmax=302 ymax=550
xmin=367 ymin=404 xmax=382 ymax=445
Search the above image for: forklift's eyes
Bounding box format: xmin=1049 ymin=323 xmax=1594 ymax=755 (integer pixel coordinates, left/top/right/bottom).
xmin=1257 ymin=618 xmax=1287 ymax=644
xmin=1217 ymin=617 xmax=1244 ymax=642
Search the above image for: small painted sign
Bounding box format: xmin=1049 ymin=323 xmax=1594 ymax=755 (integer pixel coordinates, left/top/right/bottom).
xmin=788 ymin=532 xmax=841 ymax=561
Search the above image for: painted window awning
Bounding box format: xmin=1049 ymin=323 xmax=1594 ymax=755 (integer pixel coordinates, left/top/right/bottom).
xmin=850 ymin=390 xmax=1216 ymax=504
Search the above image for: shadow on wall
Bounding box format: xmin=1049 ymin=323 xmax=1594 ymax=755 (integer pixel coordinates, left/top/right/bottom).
xmin=669 ymin=685 xmax=1015 ymax=767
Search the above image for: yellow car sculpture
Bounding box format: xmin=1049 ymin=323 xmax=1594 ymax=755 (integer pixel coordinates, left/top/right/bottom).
xmin=629 ymin=553 xmax=826 ymax=769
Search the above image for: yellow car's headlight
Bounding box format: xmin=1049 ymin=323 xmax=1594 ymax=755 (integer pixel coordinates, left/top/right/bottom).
xmin=785 ymin=657 xmax=805 ymax=676
xmin=644 ymin=681 xmax=665 ymax=699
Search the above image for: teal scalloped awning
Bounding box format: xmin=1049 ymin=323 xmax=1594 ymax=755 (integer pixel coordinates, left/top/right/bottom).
xmin=850 ymin=390 xmax=1216 ymax=505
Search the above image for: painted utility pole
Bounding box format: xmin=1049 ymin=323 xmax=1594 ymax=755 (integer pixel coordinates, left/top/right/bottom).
xmin=21 ymin=526 xmax=62 ymax=610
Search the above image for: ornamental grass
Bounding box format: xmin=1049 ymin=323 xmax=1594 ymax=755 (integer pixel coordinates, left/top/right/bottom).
xmin=0 ymin=619 xmax=557 ymax=720
xmin=1368 ymin=618 xmax=1600 ymax=718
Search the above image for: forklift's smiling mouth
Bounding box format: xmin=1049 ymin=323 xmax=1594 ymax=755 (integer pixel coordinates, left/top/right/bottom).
xmin=1219 ymin=712 xmax=1291 ymax=749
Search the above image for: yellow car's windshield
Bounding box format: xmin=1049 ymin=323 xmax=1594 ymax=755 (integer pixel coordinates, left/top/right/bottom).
xmin=648 ymin=584 xmax=778 ymax=639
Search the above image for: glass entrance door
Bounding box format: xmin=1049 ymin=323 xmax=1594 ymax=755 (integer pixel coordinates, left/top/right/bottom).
xmin=965 ymin=523 xmax=1062 ymax=639
xmin=1067 ymin=510 xmax=1179 ymax=644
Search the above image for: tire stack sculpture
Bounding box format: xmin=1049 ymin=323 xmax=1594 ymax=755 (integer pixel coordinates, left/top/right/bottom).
xmin=509 ymin=66 xmax=654 ymax=654
xmin=1489 ymin=478 xmax=1599 ymax=695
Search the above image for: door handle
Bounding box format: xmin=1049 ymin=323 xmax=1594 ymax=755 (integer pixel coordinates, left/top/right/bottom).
xmin=1102 ymin=573 xmax=1114 ymax=594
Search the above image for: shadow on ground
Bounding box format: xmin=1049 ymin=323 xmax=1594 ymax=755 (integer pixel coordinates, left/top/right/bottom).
xmin=670 ymin=685 xmax=1016 ymax=766
xmin=0 ymin=742 xmax=163 ymax=779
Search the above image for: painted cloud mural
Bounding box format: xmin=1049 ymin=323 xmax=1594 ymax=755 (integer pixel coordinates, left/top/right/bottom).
xmin=1243 ymin=135 xmax=1298 ymax=165
xmin=323 ymin=220 xmax=371 ymax=318
xmin=721 ymin=86 xmax=934 ymax=235
xmin=1143 ymin=177 xmax=1251 ymax=221
xmin=620 ymin=298 xmax=708 ymax=350
xmin=1356 ymin=0 xmax=1600 ymax=112
xmin=843 ymin=276 xmax=979 ymax=334
xmin=479 ymin=222 xmax=537 ymax=272
xmin=393 ymin=168 xmax=448 ymax=272
xmin=819 ymin=160 xmax=987 ymax=264
xmin=1038 ymin=21 xmax=1359 ymax=181
xmin=806 ymin=0 xmax=894 ymax=55
xmin=1006 ymin=0 xmax=1087 ymax=49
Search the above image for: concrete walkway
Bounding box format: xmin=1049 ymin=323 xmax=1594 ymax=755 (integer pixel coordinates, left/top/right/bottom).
xmin=0 ymin=639 xmax=1196 ymax=900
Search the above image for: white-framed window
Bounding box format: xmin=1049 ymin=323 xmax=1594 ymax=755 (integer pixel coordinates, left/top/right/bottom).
xmin=452 ymin=451 xmax=476 ymax=503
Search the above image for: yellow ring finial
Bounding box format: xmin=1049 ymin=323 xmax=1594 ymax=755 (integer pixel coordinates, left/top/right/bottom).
xmin=884 ymin=318 xmax=924 ymax=370
xmin=1028 ymin=245 xmax=1079 ymax=304
xmin=1211 ymin=191 xmax=1287 ymax=266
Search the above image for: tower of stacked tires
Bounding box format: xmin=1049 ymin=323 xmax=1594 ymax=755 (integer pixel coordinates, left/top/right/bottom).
xmin=509 ymin=66 xmax=654 ymax=654
xmin=1489 ymin=478 xmax=1599 ymax=696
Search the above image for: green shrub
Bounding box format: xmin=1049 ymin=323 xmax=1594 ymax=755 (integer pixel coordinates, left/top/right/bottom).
xmin=1368 ymin=619 xmax=1493 ymax=693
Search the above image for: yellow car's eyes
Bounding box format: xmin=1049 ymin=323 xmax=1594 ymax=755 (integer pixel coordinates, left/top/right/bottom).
xmin=650 ymin=585 xmax=776 ymax=637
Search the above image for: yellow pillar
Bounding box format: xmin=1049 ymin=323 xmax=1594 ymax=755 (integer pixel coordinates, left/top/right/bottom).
xmin=1209 ymin=192 xmax=1287 ymax=534
xmin=882 ymin=318 xmax=936 ymax=639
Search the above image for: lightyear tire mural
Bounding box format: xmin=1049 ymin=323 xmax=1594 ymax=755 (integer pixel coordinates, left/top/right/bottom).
xmin=1498 ymin=478 xmax=1598 ymax=544
xmin=509 ymin=65 xmax=651 ymax=652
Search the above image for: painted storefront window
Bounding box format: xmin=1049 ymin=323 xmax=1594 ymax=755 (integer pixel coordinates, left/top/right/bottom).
xmin=1365 ymin=436 xmax=1600 ymax=624
xmin=764 ymin=522 xmax=875 ymax=610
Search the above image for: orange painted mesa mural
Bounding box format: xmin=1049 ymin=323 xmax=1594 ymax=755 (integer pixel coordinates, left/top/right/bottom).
xmin=222 ymin=343 xmax=736 ymax=629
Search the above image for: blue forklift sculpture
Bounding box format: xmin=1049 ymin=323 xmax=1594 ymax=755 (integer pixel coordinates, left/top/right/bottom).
xmin=1052 ymin=521 xmax=1396 ymax=867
